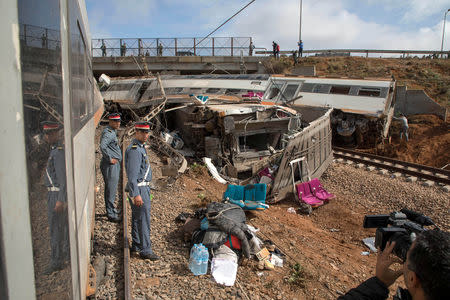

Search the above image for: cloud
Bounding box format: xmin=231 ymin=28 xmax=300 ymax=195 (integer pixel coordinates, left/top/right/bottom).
xmin=360 ymin=0 xmax=450 ymax=23
xmin=85 ymin=0 xmax=450 ymax=52
xmin=401 ymin=0 xmax=449 ymax=23
xmin=221 ymin=0 xmax=448 ymax=51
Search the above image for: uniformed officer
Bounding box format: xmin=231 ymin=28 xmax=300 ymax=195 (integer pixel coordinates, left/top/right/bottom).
xmin=100 ymin=113 xmax=122 ymax=222
xmin=43 ymin=121 xmax=70 ymax=274
xmin=125 ymin=122 xmax=160 ymax=260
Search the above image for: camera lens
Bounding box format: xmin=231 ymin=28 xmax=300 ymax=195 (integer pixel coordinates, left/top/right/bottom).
xmin=390 ymin=232 xmax=412 ymax=261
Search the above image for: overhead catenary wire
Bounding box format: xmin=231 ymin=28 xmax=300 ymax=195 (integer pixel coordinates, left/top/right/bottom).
xmin=192 ymin=0 xmax=256 ymax=50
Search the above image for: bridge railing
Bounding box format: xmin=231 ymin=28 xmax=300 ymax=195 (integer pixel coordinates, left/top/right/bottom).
xmin=19 ymin=23 xmax=61 ymax=50
xmin=256 ymin=49 xmax=450 ymax=58
xmin=92 ymin=37 xmax=254 ymax=57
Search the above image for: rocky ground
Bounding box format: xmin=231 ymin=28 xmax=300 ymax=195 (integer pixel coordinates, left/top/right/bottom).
xmin=92 ymin=125 xmax=449 ymax=300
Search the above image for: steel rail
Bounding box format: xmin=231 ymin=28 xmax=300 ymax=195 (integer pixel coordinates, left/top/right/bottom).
xmin=333 ymin=147 xmax=450 ymax=186
xmin=121 ymin=140 xmax=132 ymax=300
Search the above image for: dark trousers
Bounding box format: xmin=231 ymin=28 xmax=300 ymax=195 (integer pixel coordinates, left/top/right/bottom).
xmin=101 ymin=159 xmax=120 ymax=218
xmin=47 ymin=192 xmax=69 ymax=267
xmin=129 ymin=186 xmax=153 ymax=255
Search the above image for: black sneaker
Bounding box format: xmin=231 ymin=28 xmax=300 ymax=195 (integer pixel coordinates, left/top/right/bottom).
xmin=140 ymin=253 xmax=160 ymax=261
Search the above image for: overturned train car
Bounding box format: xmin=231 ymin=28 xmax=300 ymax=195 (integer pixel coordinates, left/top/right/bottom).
xmin=102 ymin=74 xmax=336 ymax=201
xmin=102 ymin=74 xmax=396 ymax=148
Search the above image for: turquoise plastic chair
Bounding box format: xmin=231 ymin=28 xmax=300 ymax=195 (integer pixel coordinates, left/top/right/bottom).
xmin=223 ymin=184 xmax=268 ymax=210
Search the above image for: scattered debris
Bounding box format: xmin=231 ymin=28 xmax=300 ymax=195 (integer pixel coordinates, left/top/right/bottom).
xmin=287 ymin=207 xmax=296 ymax=214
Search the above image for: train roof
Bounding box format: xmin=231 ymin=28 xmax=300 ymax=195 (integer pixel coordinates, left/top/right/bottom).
xmin=102 ymin=74 xmax=395 ymax=117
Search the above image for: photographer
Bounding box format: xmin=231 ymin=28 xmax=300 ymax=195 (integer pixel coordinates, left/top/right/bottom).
xmin=338 ymin=230 xmax=450 ymax=300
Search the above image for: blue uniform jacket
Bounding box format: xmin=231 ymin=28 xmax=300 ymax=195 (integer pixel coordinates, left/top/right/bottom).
xmin=100 ymin=126 xmax=122 ymax=162
xmin=44 ymin=143 xmax=67 ymax=203
xmin=125 ymin=139 xmax=152 ymax=198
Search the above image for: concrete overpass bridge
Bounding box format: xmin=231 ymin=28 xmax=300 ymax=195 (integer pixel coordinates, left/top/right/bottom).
xmin=92 ymin=55 xmax=269 ymax=77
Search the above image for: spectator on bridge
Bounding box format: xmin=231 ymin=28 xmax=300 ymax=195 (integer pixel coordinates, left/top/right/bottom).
xmin=249 ymin=41 xmax=255 ymax=56
xmin=272 ymin=41 xmax=277 ymax=58
xmin=120 ymin=42 xmax=127 ymax=56
xmin=292 ymin=50 xmax=298 ymax=65
xmin=138 ymin=38 xmax=144 ymax=56
xmin=298 ymin=40 xmax=303 ymax=57
xmin=41 ymin=33 xmax=48 ymax=49
xmin=145 ymin=50 xmax=150 ymax=56
xmin=157 ymin=43 xmax=163 ymax=56
xmin=276 ymin=43 xmax=280 ymax=59
xmin=101 ymin=40 xmax=107 ymax=57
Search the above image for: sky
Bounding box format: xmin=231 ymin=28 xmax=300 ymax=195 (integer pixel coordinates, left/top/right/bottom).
xmin=86 ymin=0 xmax=450 ymax=52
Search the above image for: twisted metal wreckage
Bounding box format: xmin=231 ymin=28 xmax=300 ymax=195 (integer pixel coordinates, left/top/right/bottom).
xmin=100 ymin=73 xmax=398 ymax=202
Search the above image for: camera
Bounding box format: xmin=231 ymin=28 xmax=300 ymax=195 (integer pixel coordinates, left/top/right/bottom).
xmin=363 ymin=208 xmax=435 ymax=261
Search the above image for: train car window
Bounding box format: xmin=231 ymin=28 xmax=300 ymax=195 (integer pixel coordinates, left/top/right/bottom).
xmin=313 ymin=84 xmax=331 ymax=94
xmin=225 ymin=88 xmax=243 ymax=94
xmin=330 ymin=85 xmax=351 ymax=94
xmin=267 ymin=86 xmax=281 ymax=99
xmin=300 ymin=83 xmax=315 ymax=92
xmin=358 ymin=88 xmax=381 ymax=97
xmin=206 ymin=88 xmax=221 ymax=93
xmin=283 ymin=84 xmax=300 ymax=100
xmin=18 ymin=0 xmax=73 ymax=297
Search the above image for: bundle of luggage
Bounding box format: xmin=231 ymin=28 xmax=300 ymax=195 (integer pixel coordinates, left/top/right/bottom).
xmin=179 ymin=201 xmax=264 ymax=286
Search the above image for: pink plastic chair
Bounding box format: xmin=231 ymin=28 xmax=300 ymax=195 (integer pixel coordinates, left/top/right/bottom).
xmin=309 ymin=178 xmax=335 ymax=202
xmin=295 ymin=182 xmax=323 ymax=208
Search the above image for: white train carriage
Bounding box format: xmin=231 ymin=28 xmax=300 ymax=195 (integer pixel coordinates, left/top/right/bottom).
xmin=1 ymin=0 xmax=102 ymax=299
xmin=263 ymin=76 xmax=396 ymax=145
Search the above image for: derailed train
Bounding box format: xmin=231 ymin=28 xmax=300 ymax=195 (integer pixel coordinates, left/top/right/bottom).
xmin=101 ymin=73 xmax=395 ymax=199
xmin=102 ymin=73 xmax=396 ymax=148
xmin=1 ymin=0 xmax=102 ymax=299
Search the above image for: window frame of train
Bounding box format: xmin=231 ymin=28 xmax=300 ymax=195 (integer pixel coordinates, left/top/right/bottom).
xmin=357 ymin=87 xmax=382 ymax=97
xmin=264 ymin=79 xmax=302 ymax=102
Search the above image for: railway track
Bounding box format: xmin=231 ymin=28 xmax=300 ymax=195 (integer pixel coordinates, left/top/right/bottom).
xmin=121 ymin=139 xmax=132 ymax=299
xmin=332 ymin=147 xmax=450 ymax=187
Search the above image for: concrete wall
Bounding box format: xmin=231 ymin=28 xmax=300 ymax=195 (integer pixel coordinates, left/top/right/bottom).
xmin=93 ymin=56 xmax=270 ymax=77
xmin=395 ymin=86 xmax=447 ymax=121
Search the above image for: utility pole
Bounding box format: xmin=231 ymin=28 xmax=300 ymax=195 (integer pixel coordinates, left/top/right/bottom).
xmin=440 ymin=9 xmax=450 ymax=58
xmin=298 ymin=0 xmax=303 ymax=43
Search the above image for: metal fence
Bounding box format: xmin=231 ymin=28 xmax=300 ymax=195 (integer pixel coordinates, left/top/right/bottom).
xmin=19 ymin=24 xmax=61 ymax=50
xmin=92 ymin=37 xmax=253 ymax=57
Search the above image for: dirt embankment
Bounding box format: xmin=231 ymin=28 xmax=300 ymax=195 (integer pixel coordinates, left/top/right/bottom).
xmin=369 ymin=114 xmax=450 ymax=168
xmin=272 ymin=56 xmax=450 ymax=168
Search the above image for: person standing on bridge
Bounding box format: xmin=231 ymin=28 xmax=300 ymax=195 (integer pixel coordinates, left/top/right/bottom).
xmin=101 ymin=40 xmax=107 ymax=57
xmin=298 ymin=40 xmax=303 ymax=57
xmin=276 ymin=43 xmax=280 ymax=59
xmin=121 ymin=42 xmax=127 ymax=56
xmin=100 ymin=113 xmax=122 ymax=223
xmin=292 ymin=50 xmax=298 ymax=65
xmin=157 ymin=43 xmax=163 ymax=56
xmin=272 ymin=41 xmax=277 ymax=58
xmin=249 ymin=41 xmax=255 ymax=56
xmin=125 ymin=122 xmax=160 ymax=261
